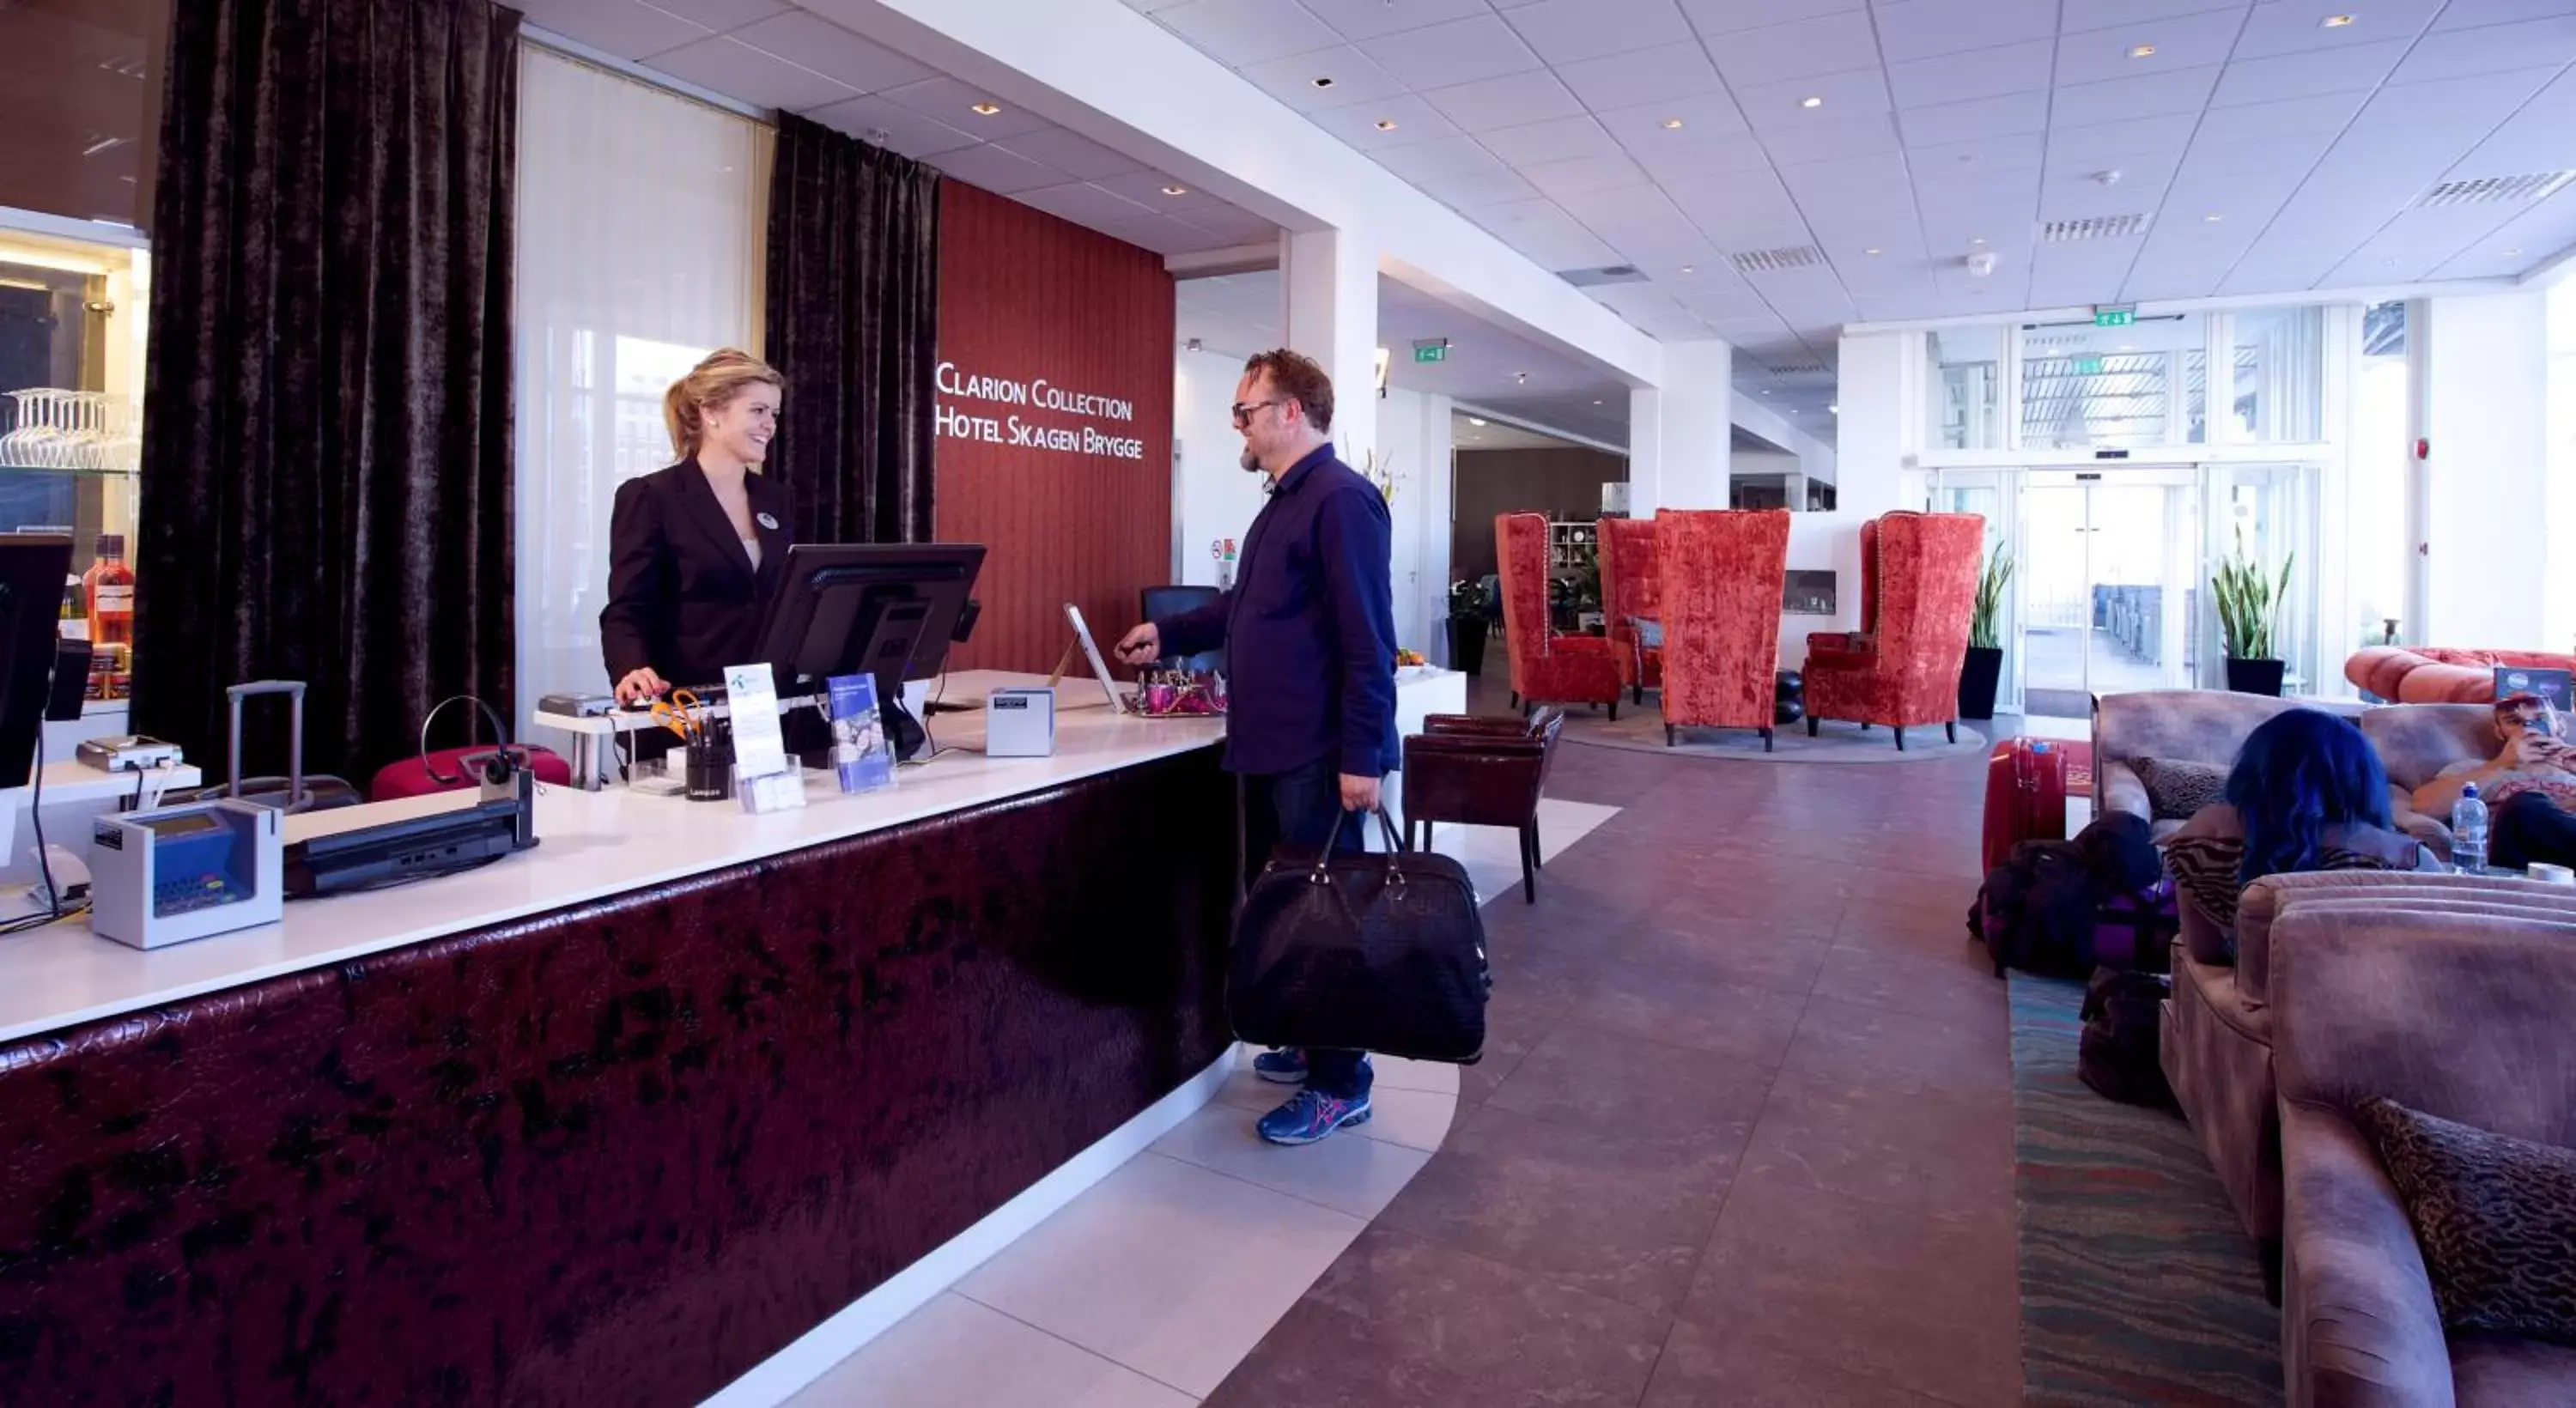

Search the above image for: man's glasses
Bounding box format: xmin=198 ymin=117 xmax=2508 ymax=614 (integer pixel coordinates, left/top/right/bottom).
xmin=1230 ymin=398 xmax=1284 ymax=428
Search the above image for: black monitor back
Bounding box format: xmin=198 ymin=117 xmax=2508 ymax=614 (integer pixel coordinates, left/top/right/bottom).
xmin=755 ymin=543 xmax=986 ymax=695
xmin=0 ymin=536 xmax=73 ymax=784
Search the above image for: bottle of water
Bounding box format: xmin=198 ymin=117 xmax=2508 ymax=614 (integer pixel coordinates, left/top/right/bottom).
xmin=2451 ymin=782 xmax=2489 ymax=875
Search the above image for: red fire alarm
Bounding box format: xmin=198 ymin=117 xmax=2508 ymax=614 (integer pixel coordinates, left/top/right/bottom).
xmin=2415 ymin=438 xmax=2429 ymax=459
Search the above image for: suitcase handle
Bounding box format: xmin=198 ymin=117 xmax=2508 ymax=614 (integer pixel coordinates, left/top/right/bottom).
xmin=226 ymin=680 xmax=314 ymax=812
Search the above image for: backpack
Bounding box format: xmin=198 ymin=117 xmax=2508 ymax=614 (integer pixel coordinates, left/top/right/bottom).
xmin=2078 ymin=968 xmax=2176 ymax=1108
xmin=1969 ymin=813 xmax=2176 ymax=978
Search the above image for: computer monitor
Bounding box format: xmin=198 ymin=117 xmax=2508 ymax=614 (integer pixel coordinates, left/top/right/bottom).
xmin=752 ymin=543 xmax=986 ymax=760
xmin=0 ymin=536 xmax=73 ymax=786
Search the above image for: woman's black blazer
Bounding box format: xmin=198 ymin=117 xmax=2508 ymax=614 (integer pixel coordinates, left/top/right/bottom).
xmin=598 ymin=458 xmax=793 ymax=691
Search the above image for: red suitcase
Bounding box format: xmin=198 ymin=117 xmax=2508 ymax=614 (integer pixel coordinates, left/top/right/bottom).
xmin=1982 ymin=738 xmax=2068 ymax=872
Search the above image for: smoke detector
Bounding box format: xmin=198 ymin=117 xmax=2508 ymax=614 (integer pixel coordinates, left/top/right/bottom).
xmin=1965 ymin=250 xmax=1998 ymax=276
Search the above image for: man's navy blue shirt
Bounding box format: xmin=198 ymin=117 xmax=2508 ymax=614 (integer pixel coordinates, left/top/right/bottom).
xmin=1157 ymin=443 xmax=1400 ymax=779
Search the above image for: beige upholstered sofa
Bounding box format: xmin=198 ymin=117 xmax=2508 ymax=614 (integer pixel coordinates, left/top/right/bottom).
xmin=2093 ymin=691 xmax=2360 ymax=839
xmin=2356 ymin=702 xmax=2500 ymax=864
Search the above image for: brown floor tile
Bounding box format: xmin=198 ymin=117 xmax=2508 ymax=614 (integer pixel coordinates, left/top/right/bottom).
xmin=1641 ymin=1319 xmax=1943 ymax=1407
xmin=1735 ymin=1066 xmax=2014 ymax=1213
xmin=1777 ymin=995 xmax=2009 ymax=1100
xmin=1482 ymin=1022 xmax=1775 ymax=1156
xmin=1376 ymin=1102 xmax=1735 ymax=1315
xmin=1203 ymin=1227 xmax=1667 ymax=1408
xmin=1832 ymin=897 xmax=1987 ymax=959
xmin=1807 ymin=944 xmax=2007 ymax=1025
xmin=1619 ymin=923 xmax=1834 ymax=996
xmin=1677 ymin=1171 xmax=2020 ymax=1407
xmin=1564 ymin=963 xmax=1811 ymax=1066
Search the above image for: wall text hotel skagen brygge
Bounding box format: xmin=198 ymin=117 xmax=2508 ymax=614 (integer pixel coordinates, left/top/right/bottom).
xmin=934 ymin=361 xmax=1147 ymax=461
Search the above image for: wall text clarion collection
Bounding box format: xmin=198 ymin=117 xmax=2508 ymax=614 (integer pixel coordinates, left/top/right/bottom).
xmin=933 ymin=361 xmax=1147 ymax=461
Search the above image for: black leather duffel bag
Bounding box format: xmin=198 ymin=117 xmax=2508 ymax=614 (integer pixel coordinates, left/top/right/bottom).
xmin=1229 ymin=809 xmax=1489 ymax=1063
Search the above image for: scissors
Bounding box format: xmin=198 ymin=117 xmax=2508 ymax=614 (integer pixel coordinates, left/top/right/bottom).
xmin=649 ymin=689 xmax=705 ymax=745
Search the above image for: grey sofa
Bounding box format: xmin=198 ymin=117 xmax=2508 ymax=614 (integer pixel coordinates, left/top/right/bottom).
xmin=2274 ymin=901 xmax=2576 ymax=1406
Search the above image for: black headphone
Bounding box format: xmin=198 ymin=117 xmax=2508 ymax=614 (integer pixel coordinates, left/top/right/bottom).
xmin=418 ymin=695 xmax=530 ymax=787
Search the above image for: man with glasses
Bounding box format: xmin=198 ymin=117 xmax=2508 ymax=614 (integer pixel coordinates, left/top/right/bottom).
xmin=1116 ymin=348 xmax=1399 ymax=1146
xmin=2411 ymin=693 xmax=2576 ymax=871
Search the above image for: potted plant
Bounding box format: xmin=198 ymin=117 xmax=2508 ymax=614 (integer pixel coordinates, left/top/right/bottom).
xmin=2213 ymin=530 xmax=2293 ymax=696
xmin=1959 ymin=541 xmax=2012 ymax=719
xmin=1446 ymin=578 xmax=1489 ymax=676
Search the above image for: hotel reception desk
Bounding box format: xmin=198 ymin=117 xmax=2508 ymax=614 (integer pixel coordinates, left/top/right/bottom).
xmin=0 ymin=675 xmax=1272 ymax=1406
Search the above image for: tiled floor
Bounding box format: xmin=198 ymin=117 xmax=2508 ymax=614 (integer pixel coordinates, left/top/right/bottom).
xmin=1205 ymin=683 xmax=2020 ymax=1408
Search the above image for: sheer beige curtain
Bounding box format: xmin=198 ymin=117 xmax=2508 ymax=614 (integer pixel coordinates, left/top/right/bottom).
xmin=513 ymin=45 xmax=770 ymax=731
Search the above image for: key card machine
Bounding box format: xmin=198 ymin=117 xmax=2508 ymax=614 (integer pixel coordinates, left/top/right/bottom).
xmin=89 ymin=799 xmax=283 ymax=950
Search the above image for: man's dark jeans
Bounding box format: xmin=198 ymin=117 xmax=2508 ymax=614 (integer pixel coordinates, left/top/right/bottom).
xmin=2492 ymin=790 xmax=2576 ymax=871
xmin=1244 ymin=756 xmax=1374 ymax=1102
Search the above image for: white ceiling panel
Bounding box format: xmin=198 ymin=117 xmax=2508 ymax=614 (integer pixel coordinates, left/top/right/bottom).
xmin=1704 ymin=10 xmax=1882 ymax=87
xmin=1571 ymin=184 xmax=1724 ymax=261
xmin=1896 ymin=88 xmax=2052 ymax=144
xmin=513 ymin=0 xmax=708 ymax=60
xmin=641 ymin=36 xmax=855 ymax=111
xmin=1595 ymin=92 xmax=1753 ymax=147
xmin=1300 ymin=0 xmax=1495 ymax=42
xmin=1418 ymin=166 xmax=1546 ymax=206
xmin=1479 ymin=115 xmax=1625 ymax=166
xmin=1677 ymin=0 xmax=1863 ymax=37
xmin=802 ymin=94 xmax=981 ymax=158
xmin=1421 ymin=70 xmax=1588 ymax=130
xmin=1554 ymin=41 xmax=1730 ymax=108
xmin=647 ymin=0 xmax=789 ymax=27
xmin=2429 ymin=185 xmax=2576 ymax=276
xmin=1093 ymin=167 xmax=1224 ymax=209
xmin=925 ymin=141 xmax=1066 ymax=194
xmin=1012 ymin=181 xmax=1158 ymax=228
xmin=1667 ymin=164 xmax=1811 ymax=249
xmin=1887 ymin=39 xmax=2056 ymax=108
xmin=1874 ymin=0 xmax=2060 ymax=62
xmin=2044 ymin=113 xmax=2199 ymax=176
xmin=2051 ymin=64 xmax=2222 ymax=126
xmin=1238 ymin=46 xmax=1410 ymax=113
xmin=2060 ymin=0 xmax=2248 ymax=32
xmin=1308 ymin=94 xmax=1463 ymax=148
xmin=1154 ymin=0 xmax=1342 ymax=64
xmin=2191 ymin=89 xmax=2368 ymax=141
xmin=2324 ymin=202 xmax=2537 ymax=283
xmin=880 ymin=77 xmax=1055 ymax=139
xmin=2027 ymin=241 xmax=2147 ymax=309
xmin=2433 ymin=0 xmax=2576 ymax=29
xmin=1000 ymin=126 xmax=1148 ymax=180
xmin=1630 ymin=130 xmax=1780 ymax=180
xmin=1911 ymin=130 xmax=2049 ymax=175
xmin=1500 ymin=0 xmax=1698 ymax=66
xmin=2038 ymin=164 xmax=2175 ymax=223
xmin=2208 ymin=39 xmax=2413 ymax=106
xmin=2439 ymin=65 xmax=2576 ymax=175
xmin=1358 ymin=14 xmax=1543 ymax=89
xmin=1758 ymin=111 xmax=1905 ymax=166
xmin=1468 ymin=197 xmax=1629 ymax=268
xmin=1174 ymin=203 xmax=1281 ymax=242
xmin=1522 ymin=152 xmax=1655 ymax=198
xmin=2232 ymin=0 xmax=2444 ymax=59
xmin=2386 ymin=15 xmax=2576 ymax=84
xmin=1740 ymin=66 xmax=1895 ymax=130
xmin=2052 ymin=8 xmax=2247 ymax=87
xmin=728 ymin=10 xmax=932 ymax=91
xmin=1096 ymin=214 xmax=1229 ymax=255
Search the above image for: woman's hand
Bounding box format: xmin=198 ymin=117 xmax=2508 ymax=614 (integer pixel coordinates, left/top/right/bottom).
xmin=615 ymin=666 xmax=670 ymax=707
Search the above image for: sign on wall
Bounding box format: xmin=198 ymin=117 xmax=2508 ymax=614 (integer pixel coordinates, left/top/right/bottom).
xmin=934 ymin=361 xmax=1148 ymax=460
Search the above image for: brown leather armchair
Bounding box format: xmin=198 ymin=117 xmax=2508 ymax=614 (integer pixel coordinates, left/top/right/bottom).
xmin=1400 ymin=709 xmax=1564 ymax=903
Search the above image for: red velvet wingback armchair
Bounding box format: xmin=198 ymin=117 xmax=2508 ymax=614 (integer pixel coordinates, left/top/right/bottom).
xmin=1804 ymin=511 xmax=1984 ymax=750
xmin=1497 ymin=513 xmax=1622 ymax=718
xmin=1597 ymin=517 xmax=1662 ymax=705
xmin=1656 ymin=509 xmax=1790 ymax=750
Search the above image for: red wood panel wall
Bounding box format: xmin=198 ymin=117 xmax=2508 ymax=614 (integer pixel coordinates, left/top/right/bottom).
xmin=935 ymin=181 xmax=1176 ymax=674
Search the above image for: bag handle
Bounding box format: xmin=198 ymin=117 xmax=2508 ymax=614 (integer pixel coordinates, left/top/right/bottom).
xmin=1306 ymin=805 xmax=1408 ymax=885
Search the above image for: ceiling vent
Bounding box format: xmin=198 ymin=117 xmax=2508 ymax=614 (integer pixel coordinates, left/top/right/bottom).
xmin=1766 ymin=361 xmax=1827 ymax=377
xmin=2042 ymin=214 xmax=2148 ymax=242
xmin=1729 ymin=246 xmax=1826 ymax=274
xmin=2415 ymin=172 xmax=2575 ymax=208
xmin=1558 ymin=264 xmax=1646 ymax=287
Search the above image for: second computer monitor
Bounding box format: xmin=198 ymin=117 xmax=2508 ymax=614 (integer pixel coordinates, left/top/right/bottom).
xmin=754 ymin=543 xmax=986 ymax=699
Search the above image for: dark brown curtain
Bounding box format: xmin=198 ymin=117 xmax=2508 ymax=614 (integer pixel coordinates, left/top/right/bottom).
xmin=765 ymin=113 xmax=940 ymax=545
xmin=131 ymin=0 xmax=517 ymax=783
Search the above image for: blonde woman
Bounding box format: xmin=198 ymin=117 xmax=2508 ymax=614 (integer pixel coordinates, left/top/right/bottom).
xmin=599 ymin=349 xmax=790 ymax=707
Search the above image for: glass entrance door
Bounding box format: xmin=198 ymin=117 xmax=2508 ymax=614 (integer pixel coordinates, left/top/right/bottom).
xmin=2020 ymin=468 xmax=2201 ymax=718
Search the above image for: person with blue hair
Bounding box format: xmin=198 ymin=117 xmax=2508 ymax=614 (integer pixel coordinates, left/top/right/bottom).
xmin=2163 ymin=708 xmax=2437 ymax=945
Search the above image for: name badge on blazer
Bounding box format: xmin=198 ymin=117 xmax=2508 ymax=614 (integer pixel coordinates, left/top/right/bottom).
xmin=756 ymin=512 xmax=780 ymax=531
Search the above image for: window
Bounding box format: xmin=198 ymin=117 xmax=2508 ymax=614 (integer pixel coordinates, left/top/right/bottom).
xmin=2227 ymin=306 xmax=2324 ymax=442
xmin=513 ymin=47 xmax=771 ymax=731
xmin=1929 ymin=326 xmax=2002 ymax=450
xmin=2350 ymin=301 xmax=2409 ymax=652
xmin=2019 ymin=313 xmax=2208 ymax=451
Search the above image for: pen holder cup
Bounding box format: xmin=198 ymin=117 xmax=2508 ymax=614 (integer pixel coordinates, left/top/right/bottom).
xmin=684 ymin=742 xmax=732 ymax=802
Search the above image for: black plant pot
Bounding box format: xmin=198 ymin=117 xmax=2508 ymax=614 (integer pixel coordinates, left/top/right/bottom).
xmin=2225 ymin=657 xmax=2286 ymax=696
xmin=1773 ymin=671 xmax=1804 ymax=725
xmin=1448 ymin=615 xmax=1489 ymax=676
xmin=1958 ymin=645 xmax=2004 ymax=719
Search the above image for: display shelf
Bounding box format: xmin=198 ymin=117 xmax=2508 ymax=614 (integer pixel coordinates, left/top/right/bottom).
xmin=0 ymin=462 xmax=137 ymax=477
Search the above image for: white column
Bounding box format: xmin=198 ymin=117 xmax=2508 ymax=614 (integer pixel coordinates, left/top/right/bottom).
xmin=1627 ymin=339 xmax=1730 ymax=513
xmin=1280 ymin=228 xmax=1380 ymax=470
xmin=2421 ymin=290 xmax=2552 ymax=646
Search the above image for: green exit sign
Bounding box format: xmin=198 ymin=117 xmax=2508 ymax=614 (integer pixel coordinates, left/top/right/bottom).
xmin=1413 ymin=344 xmax=1447 ymax=364
xmin=2074 ymin=355 xmax=2105 ymax=374
xmin=2093 ymin=306 xmax=2136 ymax=327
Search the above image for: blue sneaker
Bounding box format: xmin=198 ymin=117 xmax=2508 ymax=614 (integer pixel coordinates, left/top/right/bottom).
xmin=1256 ymin=1088 xmax=1373 ymax=1145
xmin=1252 ymin=1047 xmax=1309 ymax=1083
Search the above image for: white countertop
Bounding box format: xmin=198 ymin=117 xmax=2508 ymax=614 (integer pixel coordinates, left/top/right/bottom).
xmin=0 ymin=671 xmax=1223 ymax=1045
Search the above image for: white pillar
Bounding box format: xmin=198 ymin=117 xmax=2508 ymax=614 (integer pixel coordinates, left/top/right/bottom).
xmin=2421 ymin=290 xmax=2552 ymax=647
xmin=1627 ymin=339 xmax=1730 ymax=513
xmin=1280 ymin=228 xmax=1379 ymax=471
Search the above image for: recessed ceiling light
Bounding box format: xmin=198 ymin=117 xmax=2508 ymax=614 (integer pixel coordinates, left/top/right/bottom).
xmin=1310 ymin=76 xmax=1335 ymax=89
xmin=969 ymin=101 xmax=1001 ymax=116
xmin=2322 ymin=14 xmax=2355 ymax=27
xmin=1594 ymin=398 xmax=1604 ymax=405
xmin=1162 ymin=185 xmax=1188 ymax=196
xmin=1799 ymin=95 xmax=1824 ymax=108
xmin=2129 ymin=43 xmax=2156 ymax=58
xmin=1864 ymin=246 xmax=1881 ymax=255
xmin=1468 ymin=417 xmax=1489 ymax=427
xmin=1827 ymin=404 xmax=1839 ymax=414
xmin=1662 ymin=117 xmax=1685 ymax=130
xmin=1680 ymin=264 xmax=1695 ymax=274
xmin=1515 ymin=372 xmax=1530 ymax=384
xmin=1374 ymin=118 xmax=1398 ymax=131
xmin=1971 ymin=236 xmax=1987 ymax=245
xmin=1761 ymin=388 xmax=1771 ymax=395
xmin=2203 ymin=212 xmax=2223 ymax=222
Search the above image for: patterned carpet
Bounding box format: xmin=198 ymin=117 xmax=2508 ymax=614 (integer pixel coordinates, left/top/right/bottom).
xmin=2008 ymin=974 xmax=2283 ymax=1407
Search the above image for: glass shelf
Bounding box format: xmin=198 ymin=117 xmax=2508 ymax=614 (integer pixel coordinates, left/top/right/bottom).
xmin=0 ymin=463 xmax=138 ymax=477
